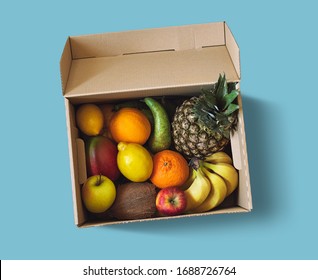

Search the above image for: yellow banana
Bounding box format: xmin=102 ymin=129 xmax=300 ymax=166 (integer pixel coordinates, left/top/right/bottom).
xmin=204 ymin=152 xmax=233 ymax=164
xmin=203 ymin=162 xmax=238 ymax=197
xmin=181 ymin=168 xmax=197 ymax=191
xmin=184 ymin=169 xmax=211 ymax=212
xmin=193 ymin=167 xmax=227 ymax=213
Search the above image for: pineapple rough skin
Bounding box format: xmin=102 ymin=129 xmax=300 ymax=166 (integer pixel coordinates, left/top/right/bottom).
xmin=172 ymin=96 xmax=229 ymax=159
xmin=171 ymin=74 xmax=239 ymax=159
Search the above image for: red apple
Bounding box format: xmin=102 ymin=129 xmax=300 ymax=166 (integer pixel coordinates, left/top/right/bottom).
xmin=86 ymin=135 xmax=120 ymax=181
xmin=156 ymin=187 xmax=187 ymax=216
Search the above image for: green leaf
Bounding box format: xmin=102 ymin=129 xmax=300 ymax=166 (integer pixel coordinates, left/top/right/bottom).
xmin=215 ymin=74 xmax=228 ymax=106
xmin=222 ymin=129 xmax=231 ymax=139
xmin=223 ymin=90 xmax=239 ymax=110
xmin=201 ymin=88 xmax=217 ymax=107
xmin=227 ymin=82 xmax=238 ymax=92
xmin=224 ymin=103 xmax=239 ymax=116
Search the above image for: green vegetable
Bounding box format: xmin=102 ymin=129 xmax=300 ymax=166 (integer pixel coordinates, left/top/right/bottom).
xmin=143 ymin=97 xmax=172 ymax=153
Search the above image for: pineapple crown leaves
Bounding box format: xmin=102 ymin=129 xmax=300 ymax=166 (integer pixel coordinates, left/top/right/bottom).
xmin=194 ymin=73 xmax=240 ymax=139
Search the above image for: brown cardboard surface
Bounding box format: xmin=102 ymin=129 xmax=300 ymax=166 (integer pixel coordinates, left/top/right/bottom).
xmin=60 ymin=21 xmax=252 ymax=227
xmin=60 ymin=22 xmax=241 ymax=101
xmin=60 ymin=38 xmax=72 ymax=94
xmin=64 ymin=99 xmax=86 ymax=225
xmin=68 ymin=22 xmax=225 ymax=59
xmin=233 ymin=96 xmax=252 ymax=210
xmin=65 ymin=46 xmax=239 ymax=101
xmin=224 ymin=23 xmax=240 ymax=79
xmin=80 ymin=207 xmax=249 ymax=228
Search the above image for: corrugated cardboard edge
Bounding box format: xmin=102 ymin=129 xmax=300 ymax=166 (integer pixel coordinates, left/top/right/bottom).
xmin=64 ymin=99 xmax=86 ymax=226
xmin=68 ymin=21 xmax=226 ymax=59
xmin=238 ymin=95 xmax=252 ymax=210
xmin=224 ymin=23 xmax=240 ymax=79
xmin=60 ymin=38 xmax=72 ymax=94
xmin=231 ymin=95 xmax=253 ymax=211
xmin=79 ymin=207 xmax=249 ymax=228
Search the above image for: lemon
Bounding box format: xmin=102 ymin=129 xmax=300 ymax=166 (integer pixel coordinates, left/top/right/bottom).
xmin=76 ymin=104 xmax=104 ymax=136
xmin=117 ymin=142 xmax=153 ymax=182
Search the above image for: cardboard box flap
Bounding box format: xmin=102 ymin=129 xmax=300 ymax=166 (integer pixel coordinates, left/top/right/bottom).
xmin=60 ymin=38 xmax=72 ymax=94
xmin=60 ymin=22 xmax=240 ymax=99
xmin=69 ymin=22 xmax=226 ymax=59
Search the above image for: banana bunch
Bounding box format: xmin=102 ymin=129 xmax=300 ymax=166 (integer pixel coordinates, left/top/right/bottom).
xmin=183 ymin=152 xmax=239 ymax=213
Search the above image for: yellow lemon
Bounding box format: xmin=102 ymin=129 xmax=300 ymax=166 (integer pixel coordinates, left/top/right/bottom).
xmin=117 ymin=142 xmax=153 ymax=182
xmin=76 ymin=104 xmax=104 ymax=136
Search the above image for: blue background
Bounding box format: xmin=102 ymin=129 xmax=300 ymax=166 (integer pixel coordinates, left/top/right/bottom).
xmin=1 ymin=0 xmax=317 ymax=260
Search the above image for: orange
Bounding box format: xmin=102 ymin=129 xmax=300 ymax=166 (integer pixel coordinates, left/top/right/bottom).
xmin=76 ymin=104 xmax=104 ymax=136
xmin=109 ymin=108 xmax=151 ymax=145
xmin=99 ymin=103 xmax=115 ymax=139
xmin=99 ymin=103 xmax=115 ymax=128
xmin=150 ymin=150 xmax=189 ymax=188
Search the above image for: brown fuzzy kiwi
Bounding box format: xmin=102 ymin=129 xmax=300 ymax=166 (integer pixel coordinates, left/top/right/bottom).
xmin=109 ymin=182 xmax=157 ymax=220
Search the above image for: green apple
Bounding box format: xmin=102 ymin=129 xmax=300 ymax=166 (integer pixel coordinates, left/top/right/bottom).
xmin=82 ymin=175 xmax=116 ymax=213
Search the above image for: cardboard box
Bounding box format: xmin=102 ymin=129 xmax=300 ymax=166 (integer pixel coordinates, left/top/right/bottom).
xmin=60 ymin=22 xmax=252 ymax=227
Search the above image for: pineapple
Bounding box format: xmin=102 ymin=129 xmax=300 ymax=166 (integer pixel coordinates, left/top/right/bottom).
xmin=172 ymin=74 xmax=239 ymax=159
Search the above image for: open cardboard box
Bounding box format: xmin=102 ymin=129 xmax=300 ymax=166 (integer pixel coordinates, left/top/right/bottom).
xmin=60 ymin=21 xmax=252 ymax=227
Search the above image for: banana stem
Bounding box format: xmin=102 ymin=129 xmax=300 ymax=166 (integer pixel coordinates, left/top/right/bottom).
xmin=202 ymin=162 xmax=215 ymax=171
xmin=189 ymin=157 xmax=202 ymax=170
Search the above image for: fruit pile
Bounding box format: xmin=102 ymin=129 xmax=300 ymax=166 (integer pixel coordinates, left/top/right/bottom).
xmin=75 ymin=74 xmax=240 ymax=221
